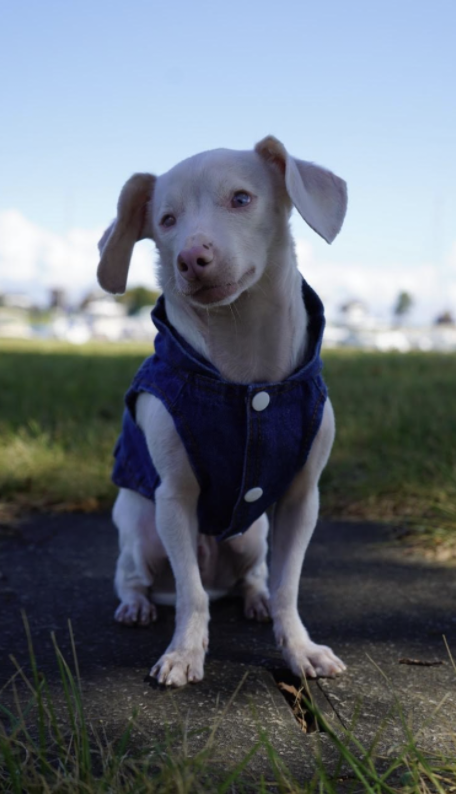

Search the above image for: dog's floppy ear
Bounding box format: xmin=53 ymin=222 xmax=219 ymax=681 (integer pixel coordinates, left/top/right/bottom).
xmin=97 ymin=173 xmax=156 ymax=294
xmin=255 ymin=136 xmax=347 ymax=244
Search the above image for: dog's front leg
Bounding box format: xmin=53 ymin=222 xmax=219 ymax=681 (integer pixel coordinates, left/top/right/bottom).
xmin=136 ymin=393 xmax=209 ymax=687
xmin=269 ymin=400 xmax=346 ymax=679
xmin=150 ymin=484 xmax=209 ymax=686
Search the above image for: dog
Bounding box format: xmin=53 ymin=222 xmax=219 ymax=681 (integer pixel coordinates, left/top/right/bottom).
xmin=97 ymin=136 xmax=348 ymax=687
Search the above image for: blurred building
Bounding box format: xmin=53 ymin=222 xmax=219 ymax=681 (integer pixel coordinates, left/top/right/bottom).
xmin=1 ymin=287 xmax=456 ymax=352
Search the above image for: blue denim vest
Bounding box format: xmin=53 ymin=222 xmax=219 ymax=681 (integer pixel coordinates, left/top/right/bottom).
xmin=112 ymin=279 xmax=328 ymax=541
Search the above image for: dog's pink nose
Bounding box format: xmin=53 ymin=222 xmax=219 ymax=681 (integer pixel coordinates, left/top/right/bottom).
xmin=177 ymin=244 xmax=214 ymax=280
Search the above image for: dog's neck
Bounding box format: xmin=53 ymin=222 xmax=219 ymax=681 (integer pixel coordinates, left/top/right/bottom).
xmin=164 ymin=246 xmax=308 ymax=384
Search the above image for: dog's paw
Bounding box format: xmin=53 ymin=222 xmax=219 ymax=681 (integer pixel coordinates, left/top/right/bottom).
xmin=284 ymin=642 xmax=346 ymax=679
xmin=244 ymin=591 xmax=271 ymax=622
xmin=150 ymin=646 xmax=206 ymax=687
xmin=115 ymin=595 xmax=157 ymax=626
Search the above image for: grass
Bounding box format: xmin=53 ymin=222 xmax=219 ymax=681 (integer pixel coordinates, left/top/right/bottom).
xmin=322 ymin=350 xmax=456 ymax=552
xmin=0 ymin=339 xmax=455 ymax=548
xmin=1 ymin=616 xmax=456 ymax=793
xmin=0 ymin=339 xmax=147 ymax=518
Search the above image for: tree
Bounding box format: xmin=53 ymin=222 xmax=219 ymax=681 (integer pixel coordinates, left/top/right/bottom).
xmin=435 ymin=310 xmax=455 ymax=326
xmin=393 ymin=291 xmax=413 ymax=323
xmin=116 ymin=287 xmax=161 ymax=316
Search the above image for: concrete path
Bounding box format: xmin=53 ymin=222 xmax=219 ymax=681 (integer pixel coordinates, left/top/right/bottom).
xmin=1 ymin=514 xmax=455 ymax=784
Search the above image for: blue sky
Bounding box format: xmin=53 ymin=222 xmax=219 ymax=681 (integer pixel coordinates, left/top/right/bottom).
xmin=1 ymin=0 xmax=455 ymax=320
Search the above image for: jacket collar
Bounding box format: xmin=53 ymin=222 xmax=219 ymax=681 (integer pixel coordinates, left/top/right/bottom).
xmin=151 ymin=278 xmax=325 ymax=385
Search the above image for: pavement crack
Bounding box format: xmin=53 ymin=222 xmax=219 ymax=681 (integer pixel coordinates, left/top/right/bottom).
xmin=271 ymin=668 xmax=322 ymax=734
xmin=316 ymin=681 xmax=348 ymax=730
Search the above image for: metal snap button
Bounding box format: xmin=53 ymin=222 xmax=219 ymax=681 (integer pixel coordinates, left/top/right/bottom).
xmin=244 ymin=487 xmax=263 ymax=503
xmin=252 ymin=391 xmax=270 ymax=411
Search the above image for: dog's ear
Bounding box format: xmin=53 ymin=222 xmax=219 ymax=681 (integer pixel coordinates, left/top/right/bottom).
xmin=97 ymin=173 xmax=156 ymax=294
xmin=255 ymin=136 xmax=347 ymax=244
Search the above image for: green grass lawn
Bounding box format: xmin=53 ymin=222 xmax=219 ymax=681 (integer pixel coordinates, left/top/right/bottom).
xmin=1 ymin=339 xmax=455 ymax=546
xmin=322 ymin=349 xmax=456 ymax=544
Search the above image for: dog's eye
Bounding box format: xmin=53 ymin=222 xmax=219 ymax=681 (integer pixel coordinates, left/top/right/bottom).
xmin=160 ymin=214 xmax=176 ymax=228
xmin=231 ymin=191 xmax=251 ymax=208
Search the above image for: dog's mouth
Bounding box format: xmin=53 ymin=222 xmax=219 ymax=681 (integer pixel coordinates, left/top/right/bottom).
xmin=188 ymin=282 xmax=239 ymax=306
xmin=181 ymin=268 xmax=256 ymax=307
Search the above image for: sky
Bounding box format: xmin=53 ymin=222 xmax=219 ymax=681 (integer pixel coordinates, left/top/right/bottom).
xmin=0 ymin=0 xmax=455 ymax=323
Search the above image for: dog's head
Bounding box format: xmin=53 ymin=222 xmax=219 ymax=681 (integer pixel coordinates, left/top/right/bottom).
xmin=97 ymin=136 xmax=347 ymax=307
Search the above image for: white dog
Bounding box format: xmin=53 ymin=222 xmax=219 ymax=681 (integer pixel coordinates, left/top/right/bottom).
xmin=97 ymin=136 xmax=347 ymax=687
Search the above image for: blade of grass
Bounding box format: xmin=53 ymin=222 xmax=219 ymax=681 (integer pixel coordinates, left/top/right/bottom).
xmin=8 ymin=663 xmax=45 ymax=752
xmin=301 ymin=697 xmax=398 ymax=794
xmin=443 ymin=635 xmax=456 ymax=674
xmin=256 ymin=725 xmax=300 ymax=793
xmin=21 ymin=610 xmax=47 ymax=771
xmin=115 ymin=707 xmax=139 ymax=759
xmin=51 ymin=631 xmax=93 ymax=781
xmin=215 ymin=740 xmax=262 ymax=794
xmin=0 ymin=702 xmax=21 ymax=733
xmin=0 ymin=732 xmax=23 ymax=794
xmin=50 ymin=632 xmax=77 ymax=738
xmin=41 ymin=675 xmax=66 ymax=765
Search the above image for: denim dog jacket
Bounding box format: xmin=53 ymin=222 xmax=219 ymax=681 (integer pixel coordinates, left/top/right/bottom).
xmin=112 ymin=279 xmax=328 ymax=541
